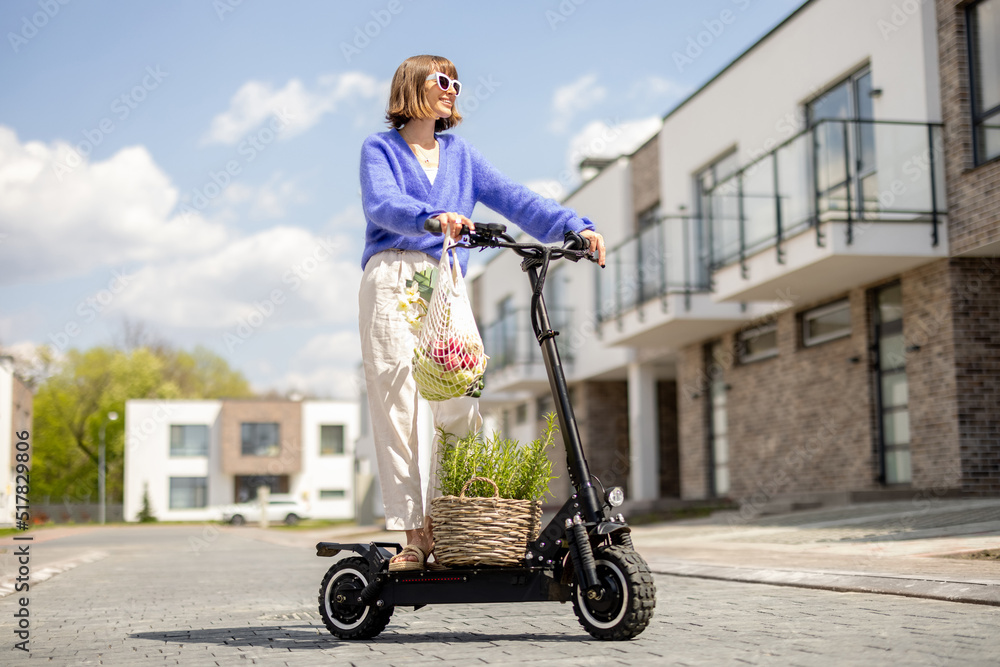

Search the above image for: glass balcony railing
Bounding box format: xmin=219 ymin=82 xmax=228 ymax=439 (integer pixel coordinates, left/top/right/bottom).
xmin=708 ymin=119 xmax=946 ymax=271
xmin=596 ymin=216 xmax=709 ymax=323
xmin=482 ymin=307 xmax=574 ymax=374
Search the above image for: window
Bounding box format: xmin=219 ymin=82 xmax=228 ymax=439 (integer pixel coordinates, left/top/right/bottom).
xmin=738 ymin=322 xmax=778 ymax=364
xmin=241 ymin=422 xmax=280 ymax=457
xmin=803 ymin=300 xmax=852 ymax=347
xmin=320 ymin=489 xmax=346 ymax=499
xmin=969 ymin=0 xmax=1000 ymax=164
xmin=636 ymin=202 xmax=663 ymax=302
xmin=234 ymin=475 xmax=289 ymax=503
xmin=169 ymin=425 xmax=209 ymax=457
xmin=515 ymin=403 xmax=528 ymax=425
xmin=320 ymin=424 xmax=345 ymax=455
xmin=169 ymin=477 xmax=207 ymax=509
xmin=698 ymin=151 xmax=741 ymax=269
xmin=808 ymin=68 xmax=877 ymax=215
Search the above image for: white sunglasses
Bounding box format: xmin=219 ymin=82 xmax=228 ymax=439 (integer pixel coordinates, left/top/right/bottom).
xmin=426 ymin=71 xmax=461 ymax=96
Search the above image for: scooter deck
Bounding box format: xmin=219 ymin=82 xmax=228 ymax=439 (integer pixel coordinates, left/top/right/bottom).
xmin=316 ymin=541 xmax=572 ymax=606
xmin=381 ymin=566 xmax=571 ymax=606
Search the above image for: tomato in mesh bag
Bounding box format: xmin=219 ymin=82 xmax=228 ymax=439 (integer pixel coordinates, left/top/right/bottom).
xmin=412 ymin=238 xmax=488 ymax=401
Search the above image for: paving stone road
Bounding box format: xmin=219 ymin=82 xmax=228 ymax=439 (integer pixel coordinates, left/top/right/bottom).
xmin=1 ymin=525 xmax=998 ymax=666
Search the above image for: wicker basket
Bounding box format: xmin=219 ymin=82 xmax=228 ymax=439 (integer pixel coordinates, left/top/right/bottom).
xmin=430 ymin=477 xmax=542 ymax=567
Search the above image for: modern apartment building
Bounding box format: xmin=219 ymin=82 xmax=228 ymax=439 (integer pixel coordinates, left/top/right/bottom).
xmin=472 ymin=0 xmax=999 ymax=514
xmin=0 ymin=357 xmax=33 ymax=526
xmin=123 ymin=398 xmax=359 ymax=522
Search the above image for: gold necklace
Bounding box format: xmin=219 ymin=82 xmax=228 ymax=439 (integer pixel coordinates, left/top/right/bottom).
xmin=411 ymin=141 xmax=438 ymax=166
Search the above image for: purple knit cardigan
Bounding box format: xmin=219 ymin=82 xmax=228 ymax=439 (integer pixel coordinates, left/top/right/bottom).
xmin=360 ymin=129 xmax=595 ymax=273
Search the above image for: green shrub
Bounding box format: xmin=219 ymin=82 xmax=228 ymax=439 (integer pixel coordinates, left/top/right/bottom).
xmin=437 ymin=413 xmax=559 ymax=502
xmin=137 ymin=482 xmax=158 ymax=523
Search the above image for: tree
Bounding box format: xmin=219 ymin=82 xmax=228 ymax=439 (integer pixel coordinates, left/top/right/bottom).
xmin=30 ymin=342 xmax=254 ymax=505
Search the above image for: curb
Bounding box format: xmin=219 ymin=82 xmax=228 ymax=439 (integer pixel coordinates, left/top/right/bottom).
xmin=647 ymin=557 xmax=1000 ymax=606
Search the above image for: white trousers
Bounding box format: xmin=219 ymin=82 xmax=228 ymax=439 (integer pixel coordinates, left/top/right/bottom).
xmin=359 ymin=249 xmax=482 ymax=531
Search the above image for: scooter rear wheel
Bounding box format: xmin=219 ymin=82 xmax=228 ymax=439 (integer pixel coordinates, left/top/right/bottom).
xmin=318 ymin=557 xmax=393 ymax=639
xmin=572 ymin=545 xmax=656 ymax=640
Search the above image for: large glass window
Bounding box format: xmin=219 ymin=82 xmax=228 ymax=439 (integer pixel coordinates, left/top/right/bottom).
xmin=698 ymin=151 xmax=740 ymax=270
xmin=808 ymin=68 xmax=877 ymax=216
xmin=241 ymin=422 xmax=280 ymax=457
xmin=320 ymin=424 xmax=345 ymax=456
xmin=969 ymin=0 xmax=1000 ymax=164
xmin=169 ymin=424 xmax=209 ymax=457
xmin=169 ymin=477 xmax=207 ymax=509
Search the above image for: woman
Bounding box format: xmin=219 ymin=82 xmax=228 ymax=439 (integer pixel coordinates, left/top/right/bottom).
xmin=359 ymin=54 xmax=606 ymax=571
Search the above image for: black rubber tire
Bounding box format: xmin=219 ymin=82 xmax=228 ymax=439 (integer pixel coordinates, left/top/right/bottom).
xmin=572 ymin=545 xmax=656 ymax=640
xmin=318 ymin=557 xmax=393 ymax=639
xmin=284 ymin=513 xmax=300 ymax=526
xmin=229 ymin=514 xmax=245 ymax=526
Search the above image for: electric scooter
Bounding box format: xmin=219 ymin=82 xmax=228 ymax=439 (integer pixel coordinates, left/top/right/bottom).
xmin=316 ymin=219 xmax=656 ymax=640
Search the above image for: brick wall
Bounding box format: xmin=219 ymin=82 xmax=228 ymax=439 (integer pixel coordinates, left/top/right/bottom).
xmin=949 ymin=257 xmax=1000 ymax=494
xmin=677 ymin=345 xmax=711 ymax=499
xmin=937 ymin=0 xmax=1000 ymax=255
xmin=657 ymin=380 xmax=680 ymax=497
xmin=220 ymin=400 xmax=302 ymax=475
xmin=630 ymin=135 xmax=660 ymax=226
xmin=901 ymin=260 xmax=962 ymax=490
xmin=678 ymin=291 xmax=880 ymax=504
xmin=573 ymin=380 xmax=631 ymax=495
xmin=722 ymin=293 xmax=875 ymax=505
xmin=675 ymin=260 xmax=999 ymax=504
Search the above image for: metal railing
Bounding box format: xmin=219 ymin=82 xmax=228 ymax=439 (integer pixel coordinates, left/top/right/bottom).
xmin=596 ymin=216 xmax=710 ymax=323
xmin=482 ymin=307 xmax=574 ymax=373
xmin=707 ymin=118 xmax=946 ymax=272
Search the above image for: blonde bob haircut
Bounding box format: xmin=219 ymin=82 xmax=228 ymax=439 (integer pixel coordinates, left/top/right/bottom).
xmin=386 ymin=55 xmax=462 ymax=132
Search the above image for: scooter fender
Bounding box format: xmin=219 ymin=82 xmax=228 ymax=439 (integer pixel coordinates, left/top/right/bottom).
xmin=315 ymin=541 xmax=401 ymax=573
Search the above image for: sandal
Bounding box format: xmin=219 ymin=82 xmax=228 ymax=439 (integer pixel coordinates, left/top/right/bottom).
xmin=389 ymin=544 xmax=426 ymax=572
xmin=426 ymin=556 xmax=448 ymax=571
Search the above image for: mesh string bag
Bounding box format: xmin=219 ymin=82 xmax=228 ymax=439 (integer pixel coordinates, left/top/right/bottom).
xmin=412 ymin=236 xmax=488 ymax=401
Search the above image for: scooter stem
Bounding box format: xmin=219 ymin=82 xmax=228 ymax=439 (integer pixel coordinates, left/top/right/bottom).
xmin=524 ymin=264 xmax=605 ymax=523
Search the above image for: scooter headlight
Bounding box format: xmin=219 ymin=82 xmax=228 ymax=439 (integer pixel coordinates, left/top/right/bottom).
xmin=607 ymin=486 xmax=625 ymax=507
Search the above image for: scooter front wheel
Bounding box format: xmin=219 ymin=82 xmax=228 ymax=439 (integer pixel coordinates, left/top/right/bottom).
xmin=572 ymin=545 xmax=656 ymax=640
xmin=318 ymin=557 xmax=393 ymax=639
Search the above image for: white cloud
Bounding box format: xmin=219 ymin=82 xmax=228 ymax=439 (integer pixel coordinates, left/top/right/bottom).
xmin=0 ymin=126 xmax=228 ymax=286
xmin=279 ymin=330 xmax=363 ymax=399
xmin=216 ymin=172 xmax=306 ymax=220
xmin=111 ymin=226 xmax=361 ymax=333
xmin=549 ymin=74 xmax=607 ymax=134
xmin=565 ymin=116 xmax=662 ymax=176
xmin=203 ymin=72 xmax=383 ymax=145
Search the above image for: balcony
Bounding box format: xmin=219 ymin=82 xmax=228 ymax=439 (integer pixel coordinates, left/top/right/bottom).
xmin=482 ymin=307 xmax=574 ymax=393
xmin=708 ymin=119 xmax=948 ymax=304
xmin=596 ymin=216 xmax=767 ymax=349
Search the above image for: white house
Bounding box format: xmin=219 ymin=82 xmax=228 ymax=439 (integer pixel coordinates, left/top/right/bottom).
xmin=123 ymin=398 xmax=359 ymax=523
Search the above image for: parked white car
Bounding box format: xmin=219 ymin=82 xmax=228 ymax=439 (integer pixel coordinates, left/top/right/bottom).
xmin=221 ymin=495 xmax=310 ymax=526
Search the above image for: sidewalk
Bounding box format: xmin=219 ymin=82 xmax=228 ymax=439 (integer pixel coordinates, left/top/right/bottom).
xmin=241 ymin=497 xmax=1000 ymax=606
xmin=631 ymin=497 xmax=1000 ymax=606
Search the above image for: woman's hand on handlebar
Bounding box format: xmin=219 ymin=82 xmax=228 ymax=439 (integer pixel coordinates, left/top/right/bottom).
xmin=435 ymin=212 xmax=475 ymax=241
xmin=580 ymin=229 xmax=606 ymax=267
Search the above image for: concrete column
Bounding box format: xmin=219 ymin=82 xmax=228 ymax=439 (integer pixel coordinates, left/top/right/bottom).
xmin=627 ymin=362 xmax=659 ymax=501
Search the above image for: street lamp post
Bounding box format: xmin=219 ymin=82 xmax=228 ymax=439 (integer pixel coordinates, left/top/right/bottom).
xmin=99 ymin=411 xmax=118 ymax=524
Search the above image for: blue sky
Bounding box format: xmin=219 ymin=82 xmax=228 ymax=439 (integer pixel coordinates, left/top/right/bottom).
xmin=0 ymin=0 xmax=805 ymax=398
